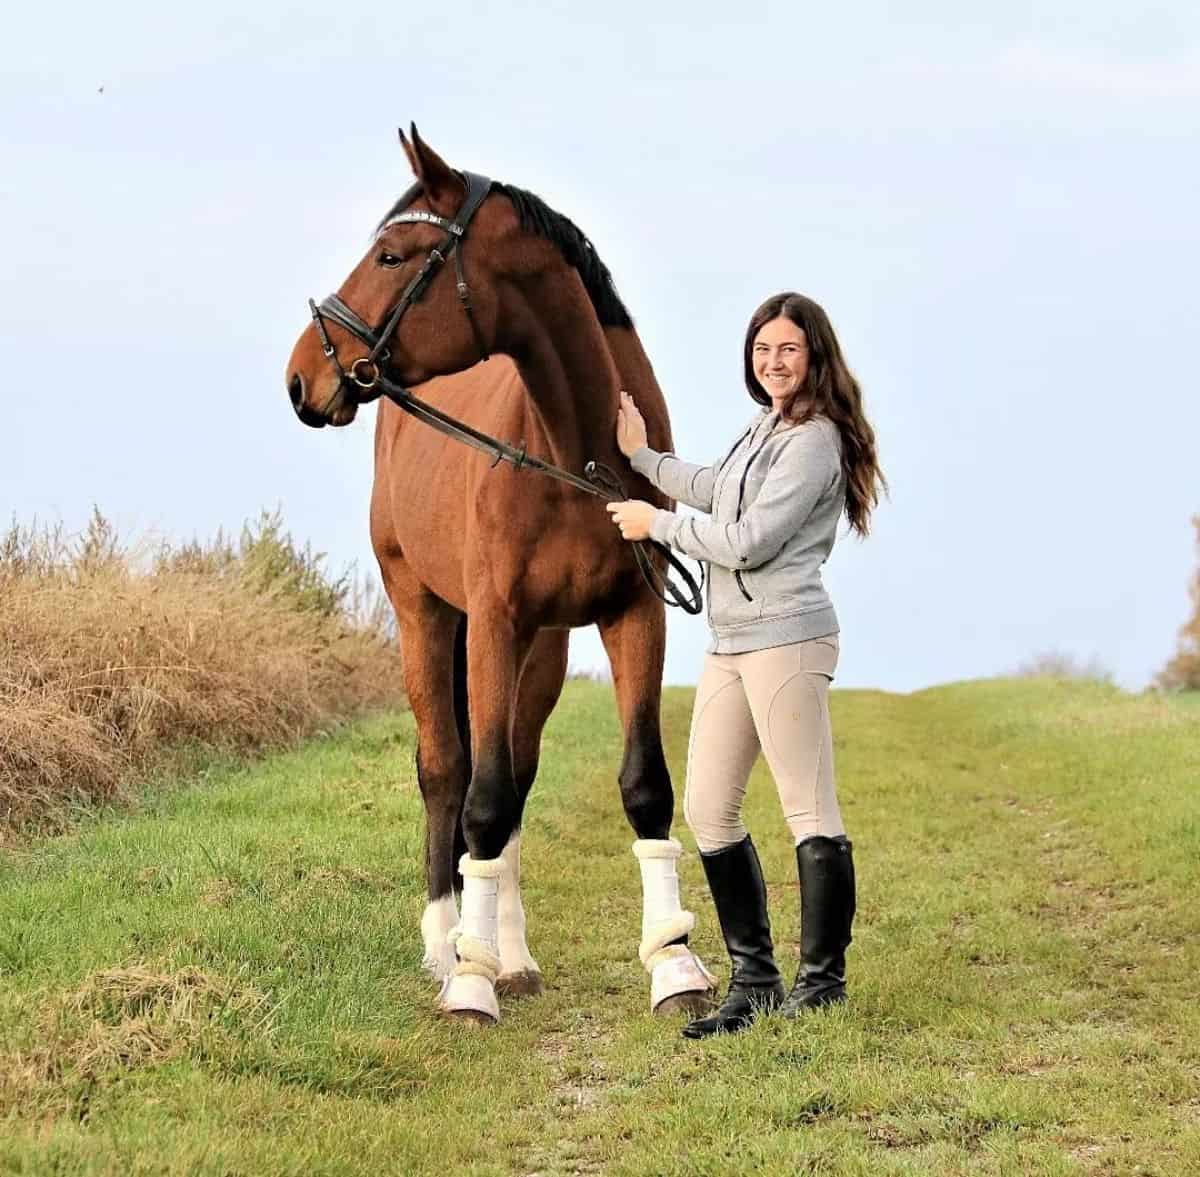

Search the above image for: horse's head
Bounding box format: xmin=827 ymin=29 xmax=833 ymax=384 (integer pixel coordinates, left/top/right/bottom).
xmin=286 ymin=127 xmax=513 ymax=428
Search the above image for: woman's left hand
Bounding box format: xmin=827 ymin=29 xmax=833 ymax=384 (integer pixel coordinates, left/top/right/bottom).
xmin=605 ymin=500 xmax=657 ymax=541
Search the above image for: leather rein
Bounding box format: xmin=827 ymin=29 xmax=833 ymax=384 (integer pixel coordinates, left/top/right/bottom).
xmin=307 ymin=172 xmax=703 ymax=615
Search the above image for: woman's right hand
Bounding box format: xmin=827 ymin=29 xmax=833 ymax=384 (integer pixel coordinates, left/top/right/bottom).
xmin=616 ymin=389 xmax=648 ymax=458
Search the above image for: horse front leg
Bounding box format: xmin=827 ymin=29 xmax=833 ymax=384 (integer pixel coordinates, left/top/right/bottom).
xmin=599 ymin=593 xmax=717 ymax=1016
xmin=438 ymin=607 xmax=532 ymax=1026
xmin=494 ymin=627 xmax=569 ymax=998
xmin=391 ymin=586 xmax=468 ymax=983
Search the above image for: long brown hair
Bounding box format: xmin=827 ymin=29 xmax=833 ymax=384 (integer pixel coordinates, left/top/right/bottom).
xmin=743 ymin=292 xmax=887 ymax=537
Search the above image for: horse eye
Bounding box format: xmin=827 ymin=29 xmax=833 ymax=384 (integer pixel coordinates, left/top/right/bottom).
xmin=378 ymin=252 xmax=405 ymax=269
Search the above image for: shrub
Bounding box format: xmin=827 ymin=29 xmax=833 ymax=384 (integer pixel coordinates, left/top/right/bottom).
xmin=1014 ymin=652 xmax=1115 ymax=685
xmin=1156 ymin=514 xmax=1200 ymax=692
xmin=0 ymin=510 xmax=404 ymax=836
xmin=154 ymin=509 xmax=349 ymax=619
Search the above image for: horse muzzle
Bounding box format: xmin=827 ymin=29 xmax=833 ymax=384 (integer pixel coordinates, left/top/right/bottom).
xmin=287 ymin=371 xmax=357 ymax=429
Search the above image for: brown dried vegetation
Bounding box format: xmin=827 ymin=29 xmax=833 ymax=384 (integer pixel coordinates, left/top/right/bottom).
xmin=1157 ymin=513 xmax=1200 ymax=691
xmin=0 ymin=509 xmax=404 ymax=835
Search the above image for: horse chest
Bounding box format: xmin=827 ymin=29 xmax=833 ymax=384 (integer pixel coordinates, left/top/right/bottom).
xmin=467 ymin=499 xmax=639 ymax=625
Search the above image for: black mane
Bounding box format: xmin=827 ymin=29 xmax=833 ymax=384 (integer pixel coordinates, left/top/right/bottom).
xmin=494 ymin=183 xmax=633 ymax=329
xmin=377 ymin=179 xmax=634 ymax=330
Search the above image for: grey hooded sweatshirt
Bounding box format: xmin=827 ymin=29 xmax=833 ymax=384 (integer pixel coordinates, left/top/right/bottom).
xmin=631 ymin=409 xmax=845 ymax=654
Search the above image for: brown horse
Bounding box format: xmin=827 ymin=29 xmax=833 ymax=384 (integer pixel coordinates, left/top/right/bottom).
xmin=285 ymin=127 xmax=714 ymax=1024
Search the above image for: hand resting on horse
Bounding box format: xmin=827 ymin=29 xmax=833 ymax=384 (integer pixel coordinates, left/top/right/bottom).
xmin=608 ymin=390 xmax=657 ymax=540
xmin=616 ymin=388 xmax=648 ymax=457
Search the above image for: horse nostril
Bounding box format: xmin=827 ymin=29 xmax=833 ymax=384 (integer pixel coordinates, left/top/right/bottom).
xmin=288 ymin=374 xmax=304 ymax=408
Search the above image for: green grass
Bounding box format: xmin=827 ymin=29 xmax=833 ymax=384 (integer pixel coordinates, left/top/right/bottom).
xmin=1 ymin=678 xmax=1198 ymax=1175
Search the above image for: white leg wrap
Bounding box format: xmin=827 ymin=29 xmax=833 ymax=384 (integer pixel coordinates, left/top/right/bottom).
xmin=633 ymin=839 xmax=697 ymax=966
xmin=497 ymin=834 xmax=541 ymax=979
xmin=439 ymin=854 xmax=504 ymax=1022
xmin=633 ymin=840 xmax=717 ymax=1011
xmin=420 ymin=895 xmax=459 ymax=981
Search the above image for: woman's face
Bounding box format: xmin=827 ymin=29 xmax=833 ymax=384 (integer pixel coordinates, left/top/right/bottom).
xmin=752 ymin=316 xmax=809 ymax=410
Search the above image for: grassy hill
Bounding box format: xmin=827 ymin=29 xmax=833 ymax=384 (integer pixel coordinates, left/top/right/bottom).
xmin=1 ymin=679 xmax=1197 ymax=1175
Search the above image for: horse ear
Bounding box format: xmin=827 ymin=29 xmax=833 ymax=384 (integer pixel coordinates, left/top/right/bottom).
xmin=401 ymin=123 xmax=464 ymax=213
xmin=398 ymin=126 xmax=418 ymax=174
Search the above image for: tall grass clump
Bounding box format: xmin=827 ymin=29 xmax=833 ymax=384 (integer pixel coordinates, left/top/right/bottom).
xmin=1014 ymin=650 xmax=1115 ymax=684
xmin=1157 ymin=513 xmax=1200 ymax=691
xmin=0 ymin=509 xmax=404 ymax=835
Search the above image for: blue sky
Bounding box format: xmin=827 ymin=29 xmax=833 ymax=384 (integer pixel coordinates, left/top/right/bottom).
xmin=3 ymin=2 xmax=1197 ymax=690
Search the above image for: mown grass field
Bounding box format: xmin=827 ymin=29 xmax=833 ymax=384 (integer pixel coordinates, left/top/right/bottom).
xmin=1 ymin=678 xmax=1198 ymax=1175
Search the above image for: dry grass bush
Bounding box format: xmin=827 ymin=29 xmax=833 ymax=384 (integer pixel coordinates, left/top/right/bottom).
xmin=1157 ymin=513 xmax=1200 ymax=691
xmin=0 ymin=509 xmax=405 ymax=835
xmin=1014 ymin=651 xmax=1115 ymax=684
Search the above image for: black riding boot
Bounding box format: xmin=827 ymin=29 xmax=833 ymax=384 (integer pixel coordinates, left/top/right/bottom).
xmin=779 ymin=835 xmax=856 ymax=1017
xmin=682 ymin=836 xmax=785 ymax=1039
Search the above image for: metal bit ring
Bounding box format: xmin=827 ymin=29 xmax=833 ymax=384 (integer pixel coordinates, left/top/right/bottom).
xmin=350 ymin=357 xmax=380 ymax=389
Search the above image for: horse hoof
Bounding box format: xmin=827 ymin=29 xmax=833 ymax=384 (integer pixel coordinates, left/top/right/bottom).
xmin=496 ymin=969 xmax=545 ymax=998
xmin=654 ymin=990 xmax=716 ymax=1018
xmin=439 ymin=1007 xmax=497 ymax=1028
xmin=438 ymin=971 xmax=500 ymax=1024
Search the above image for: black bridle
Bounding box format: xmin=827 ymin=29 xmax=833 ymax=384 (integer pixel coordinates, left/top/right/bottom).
xmin=306 ymin=173 xmax=702 ymax=615
xmin=308 ymin=170 xmax=493 ymax=404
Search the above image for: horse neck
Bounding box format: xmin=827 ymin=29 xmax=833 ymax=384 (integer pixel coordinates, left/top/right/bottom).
xmin=602 ymin=326 xmax=673 ymax=455
xmin=508 ymin=274 xmax=676 ymax=475
xmin=509 ymin=278 xmax=624 ymax=472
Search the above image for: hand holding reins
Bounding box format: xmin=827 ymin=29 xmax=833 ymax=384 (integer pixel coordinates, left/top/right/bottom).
xmin=606 ymin=500 xmax=657 ymax=541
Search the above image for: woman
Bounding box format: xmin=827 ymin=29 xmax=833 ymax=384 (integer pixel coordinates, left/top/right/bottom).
xmin=606 ymin=292 xmax=886 ymax=1039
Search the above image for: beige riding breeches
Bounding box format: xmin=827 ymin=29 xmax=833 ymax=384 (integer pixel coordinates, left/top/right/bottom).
xmin=683 ymin=635 xmax=844 ymax=852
